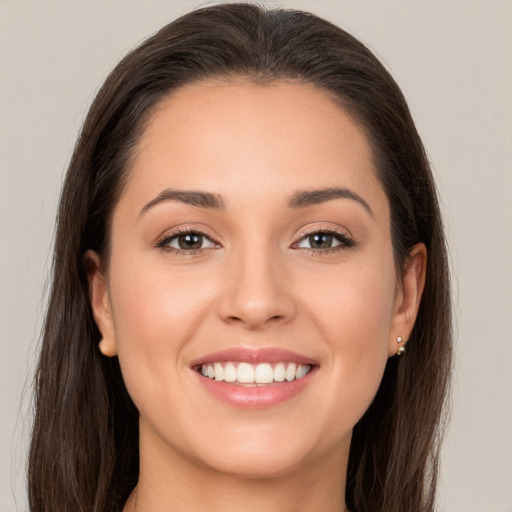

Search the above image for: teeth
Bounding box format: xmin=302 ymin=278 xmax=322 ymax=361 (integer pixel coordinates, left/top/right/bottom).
xmin=224 ymin=362 xmax=237 ymax=382
xmin=285 ymin=363 xmax=297 ymax=381
xmin=237 ymin=362 xmax=254 ymax=383
xmin=214 ymin=363 xmax=224 ymax=381
xmin=254 ymin=363 xmax=273 ymax=383
xmin=274 ymin=362 xmax=285 ymax=382
xmin=296 ymin=364 xmax=309 ymax=379
xmin=199 ymin=361 xmax=312 ymax=385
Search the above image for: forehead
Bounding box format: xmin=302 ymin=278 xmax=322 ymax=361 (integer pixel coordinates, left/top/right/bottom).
xmin=122 ymin=80 xmax=389 ymax=225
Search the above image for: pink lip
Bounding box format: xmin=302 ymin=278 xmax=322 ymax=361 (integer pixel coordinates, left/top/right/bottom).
xmin=190 ymin=347 xmax=318 ymax=367
xmin=190 ymin=347 xmax=319 ymax=409
xmin=194 ymin=368 xmax=318 ymax=408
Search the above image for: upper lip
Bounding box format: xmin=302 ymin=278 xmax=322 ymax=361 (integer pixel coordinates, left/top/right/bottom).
xmin=190 ymin=347 xmax=319 ymax=367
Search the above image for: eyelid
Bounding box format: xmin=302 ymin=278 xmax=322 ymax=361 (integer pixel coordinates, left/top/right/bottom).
xmin=294 ymin=224 xmax=353 ymax=242
xmin=154 ymin=224 xmax=354 ymax=255
xmin=155 ymin=225 xmax=221 ymax=252
xmin=291 ymin=225 xmax=355 ymax=253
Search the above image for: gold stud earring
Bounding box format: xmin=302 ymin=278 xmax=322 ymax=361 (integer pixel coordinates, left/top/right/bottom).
xmin=396 ymin=336 xmax=405 ymax=356
xmin=98 ymin=338 xmax=116 ymax=357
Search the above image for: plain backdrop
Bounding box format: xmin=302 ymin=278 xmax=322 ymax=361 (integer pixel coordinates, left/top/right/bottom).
xmin=1 ymin=1 xmax=511 ymax=511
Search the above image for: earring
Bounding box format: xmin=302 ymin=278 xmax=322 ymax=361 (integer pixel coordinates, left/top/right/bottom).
xmin=396 ymin=336 xmax=405 ymax=356
xmin=98 ymin=338 xmax=116 ymax=357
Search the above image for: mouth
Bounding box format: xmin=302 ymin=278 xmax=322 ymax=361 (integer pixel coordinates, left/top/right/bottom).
xmin=194 ymin=361 xmax=313 ymax=386
xmin=190 ymin=347 xmax=318 ymax=408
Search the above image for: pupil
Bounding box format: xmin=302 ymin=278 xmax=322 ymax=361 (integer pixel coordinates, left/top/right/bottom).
xmin=310 ymin=233 xmax=332 ymax=249
xmin=178 ymin=233 xmax=202 ymax=250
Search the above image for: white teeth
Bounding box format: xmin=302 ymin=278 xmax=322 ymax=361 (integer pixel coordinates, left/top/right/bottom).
xmin=237 ymin=362 xmax=255 ymax=383
xmin=274 ymin=362 xmax=285 ymax=382
xmin=199 ymin=361 xmax=312 ymax=385
xmin=224 ymin=362 xmax=237 ymax=382
xmin=296 ymin=364 xmax=309 ymax=379
xmin=214 ymin=362 xmax=224 ymax=381
xmin=285 ymin=363 xmax=297 ymax=381
xmin=254 ymin=363 xmax=273 ymax=384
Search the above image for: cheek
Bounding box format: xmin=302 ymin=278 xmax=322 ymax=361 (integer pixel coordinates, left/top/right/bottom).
xmin=107 ymin=252 xmax=218 ymax=409
xmin=299 ymin=252 xmax=396 ymax=346
xmin=297 ymin=255 xmax=396 ymax=428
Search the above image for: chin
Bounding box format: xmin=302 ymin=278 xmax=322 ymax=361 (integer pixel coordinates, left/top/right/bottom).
xmin=199 ymin=447 xmax=308 ymax=480
xmin=186 ymin=423 xmax=343 ymax=481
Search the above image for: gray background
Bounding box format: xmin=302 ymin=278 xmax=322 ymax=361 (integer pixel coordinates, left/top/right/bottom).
xmin=1 ymin=1 xmax=511 ymax=511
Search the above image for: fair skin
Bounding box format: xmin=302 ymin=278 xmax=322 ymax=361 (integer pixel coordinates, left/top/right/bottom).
xmin=87 ymin=80 xmax=426 ymax=512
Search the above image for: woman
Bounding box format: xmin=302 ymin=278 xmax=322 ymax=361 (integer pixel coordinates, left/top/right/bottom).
xmin=28 ymin=3 xmax=452 ymax=511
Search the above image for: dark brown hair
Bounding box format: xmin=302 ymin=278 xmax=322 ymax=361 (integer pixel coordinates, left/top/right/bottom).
xmin=29 ymin=4 xmax=452 ymax=511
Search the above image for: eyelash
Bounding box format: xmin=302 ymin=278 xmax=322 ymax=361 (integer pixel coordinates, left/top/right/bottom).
xmin=156 ymin=227 xmax=219 ymax=255
xmin=156 ymin=227 xmax=355 ymax=256
xmin=292 ymin=228 xmax=355 ymax=255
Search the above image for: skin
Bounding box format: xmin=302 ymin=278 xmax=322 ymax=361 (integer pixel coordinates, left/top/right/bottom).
xmin=87 ymin=80 xmax=426 ymax=512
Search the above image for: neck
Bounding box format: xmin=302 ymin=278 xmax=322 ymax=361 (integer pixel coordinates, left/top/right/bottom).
xmin=125 ymin=426 xmax=350 ymax=512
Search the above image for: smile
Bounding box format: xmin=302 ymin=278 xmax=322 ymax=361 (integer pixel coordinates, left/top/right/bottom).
xmin=197 ymin=361 xmax=312 ymax=386
xmin=191 ymin=347 xmax=318 ymax=408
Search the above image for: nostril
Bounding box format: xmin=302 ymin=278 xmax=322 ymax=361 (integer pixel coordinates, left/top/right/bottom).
xmin=224 ymin=312 xmax=287 ymax=329
xmin=217 ymin=280 xmax=296 ymax=328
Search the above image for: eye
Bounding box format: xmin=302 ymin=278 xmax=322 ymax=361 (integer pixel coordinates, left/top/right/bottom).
xmin=157 ymin=230 xmax=218 ymax=253
xmin=294 ymin=230 xmax=354 ymax=252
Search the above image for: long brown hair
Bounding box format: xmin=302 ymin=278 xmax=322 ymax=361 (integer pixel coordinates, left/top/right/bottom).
xmin=28 ymin=4 xmax=452 ymax=511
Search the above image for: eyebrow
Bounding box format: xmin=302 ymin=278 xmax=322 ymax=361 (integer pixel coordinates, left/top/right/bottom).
xmin=138 ymin=186 xmax=373 ymax=218
xmin=139 ymin=189 xmax=225 ymax=217
xmin=288 ymin=187 xmax=373 ymax=216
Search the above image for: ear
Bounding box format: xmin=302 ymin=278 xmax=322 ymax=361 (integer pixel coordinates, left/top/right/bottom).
xmin=388 ymin=243 xmax=427 ymax=357
xmin=84 ymin=250 xmax=117 ymax=357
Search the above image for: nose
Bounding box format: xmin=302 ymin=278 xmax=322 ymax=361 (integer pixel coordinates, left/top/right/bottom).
xmin=217 ymin=245 xmax=296 ymax=330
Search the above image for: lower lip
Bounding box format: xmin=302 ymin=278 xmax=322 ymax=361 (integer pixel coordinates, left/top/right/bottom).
xmin=194 ymin=367 xmax=318 ymax=409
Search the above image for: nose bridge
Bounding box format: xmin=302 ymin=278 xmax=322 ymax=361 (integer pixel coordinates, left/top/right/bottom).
xmin=218 ymin=237 xmax=294 ymax=328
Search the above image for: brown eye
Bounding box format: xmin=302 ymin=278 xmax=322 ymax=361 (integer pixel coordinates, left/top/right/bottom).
xmin=294 ymin=230 xmax=354 ymax=252
xmin=308 ymin=233 xmax=333 ymax=249
xmin=159 ymin=231 xmax=218 ymax=252
xmin=177 ymin=233 xmax=203 ymax=250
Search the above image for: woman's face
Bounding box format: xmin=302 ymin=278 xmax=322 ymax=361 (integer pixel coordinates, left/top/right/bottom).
xmin=90 ymin=81 xmax=424 ymax=480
